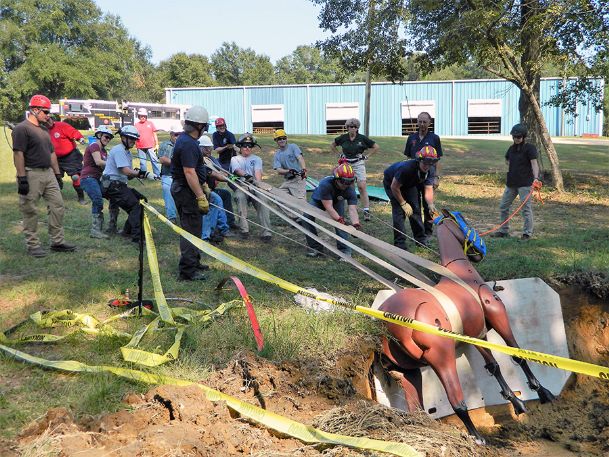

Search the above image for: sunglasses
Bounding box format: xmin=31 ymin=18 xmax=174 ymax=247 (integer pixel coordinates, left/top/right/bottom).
xmin=240 ymin=143 xmax=255 ymax=149
xmin=101 ymin=134 xmax=113 ymax=140
xmin=39 ymin=109 xmax=50 ymax=115
xmin=275 ymin=137 xmax=287 ymax=141
xmin=347 ymin=125 xmax=358 ymax=128
xmin=338 ymin=178 xmax=355 ymax=184
xmin=512 ymin=135 xmax=523 ymax=139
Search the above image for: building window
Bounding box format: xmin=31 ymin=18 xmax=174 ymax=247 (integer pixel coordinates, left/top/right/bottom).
xmin=467 ymin=99 xmax=502 ymax=134
xmin=251 ymin=104 xmax=284 ymax=134
xmin=325 ymin=102 xmax=359 ymax=135
xmin=401 ymin=100 xmax=436 ymax=136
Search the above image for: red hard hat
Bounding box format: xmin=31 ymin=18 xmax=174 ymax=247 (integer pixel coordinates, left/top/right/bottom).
xmin=415 ymin=145 xmax=439 ymax=163
xmin=215 ymin=117 xmax=226 ymax=127
xmin=333 ymin=163 xmax=355 ymax=182
xmin=29 ymin=94 xmax=51 ymax=109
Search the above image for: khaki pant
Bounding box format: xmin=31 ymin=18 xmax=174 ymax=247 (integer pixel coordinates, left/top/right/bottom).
xmin=277 ymin=178 xmax=306 ymax=218
xmin=234 ymin=188 xmax=271 ymax=237
xmin=19 ymin=168 xmax=65 ymax=248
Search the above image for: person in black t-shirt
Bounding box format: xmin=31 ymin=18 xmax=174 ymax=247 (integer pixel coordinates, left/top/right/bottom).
xmin=492 ymin=124 xmax=542 ymax=241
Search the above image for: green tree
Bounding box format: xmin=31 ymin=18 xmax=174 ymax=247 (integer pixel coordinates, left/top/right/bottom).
xmin=274 ymin=45 xmax=347 ymax=84
xmin=157 ymin=52 xmax=215 ymax=88
xmin=406 ymin=0 xmax=609 ymax=192
xmin=0 ymin=0 xmax=156 ymax=120
xmin=211 ymin=42 xmax=274 ymax=86
xmin=312 ymin=0 xmax=409 ymax=135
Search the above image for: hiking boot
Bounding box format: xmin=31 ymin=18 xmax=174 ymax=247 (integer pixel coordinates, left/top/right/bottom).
xmin=27 ymin=246 xmax=47 ymax=258
xmin=178 ymin=272 xmax=207 ymax=281
xmin=491 ymin=232 xmax=509 ymax=238
xmin=363 ymin=209 xmax=371 ymax=221
xmin=76 ymin=187 xmax=87 ymax=205
xmin=210 ymin=233 xmax=225 ymax=244
xmin=221 ymin=230 xmax=236 ymax=238
xmin=195 ymin=263 xmax=210 ymax=271
xmin=307 ymin=249 xmax=323 ymax=258
xmin=260 ymin=235 xmax=272 ymax=243
xmin=520 ymin=234 xmax=532 ymax=241
xmin=106 ymin=207 xmax=119 ymax=235
xmin=90 ymin=214 xmax=109 ymax=239
xmin=50 ymin=242 xmax=76 ymax=252
xmin=239 ymin=231 xmax=250 ymax=240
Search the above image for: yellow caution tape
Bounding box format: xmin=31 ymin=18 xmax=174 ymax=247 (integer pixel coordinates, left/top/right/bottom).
xmin=142 ymin=203 xmax=609 ymax=380
xmin=0 ymin=343 xmax=421 ymax=457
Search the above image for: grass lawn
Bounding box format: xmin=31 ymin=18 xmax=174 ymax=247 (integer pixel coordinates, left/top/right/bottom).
xmin=1 ymin=129 xmax=608 ymax=439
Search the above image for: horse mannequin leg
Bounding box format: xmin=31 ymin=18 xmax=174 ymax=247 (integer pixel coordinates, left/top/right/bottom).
xmin=424 ymin=343 xmax=486 ymax=445
xmin=479 ymin=285 xmax=556 ymax=403
xmin=475 ymin=345 xmax=527 ymax=414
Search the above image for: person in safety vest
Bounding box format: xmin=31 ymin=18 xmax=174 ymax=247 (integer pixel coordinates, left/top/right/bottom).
xmin=170 ymin=106 xmax=212 ymax=281
xmin=230 ymin=133 xmax=272 ymax=242
xmin=12 ymin=94 xmax=76 ymax=257
xmin=101 ymin=125 xmax=152 ymax=244
xmin=491 ymin=123 xmax=542 ymax=241
xmin=81 ymin=125 xmax=114 ymax=239
xmin=301 ymin=162 xmax=361 ymax=258
xmin=383 ymin=145 xmax=439 ymax=250
xmin=45 ymin=115 xmax=87 ymax=204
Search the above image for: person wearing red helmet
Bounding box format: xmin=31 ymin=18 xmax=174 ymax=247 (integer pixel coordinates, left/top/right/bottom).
xmin=11 ymin=94 xmax=76 ymax=257
xmin=301 ymin=163 xmax=361 ymax=258
xmin=383 ymin=146 xmax=440 ymax=250
xmin=212 ymin=117 xmax=238 ymax=171
xmin=45 ymin=116 xmax=87 ymax=204
xmin=403 ymin=112 xmax=444 ymax=237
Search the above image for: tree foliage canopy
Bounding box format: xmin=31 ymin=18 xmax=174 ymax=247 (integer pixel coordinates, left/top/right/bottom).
xmin=211 ymin=42 xmax=275 ymax=86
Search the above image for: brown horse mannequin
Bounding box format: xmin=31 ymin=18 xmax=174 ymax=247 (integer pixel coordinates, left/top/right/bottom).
xmin=379 ymin=210 xmax=555 ymax=444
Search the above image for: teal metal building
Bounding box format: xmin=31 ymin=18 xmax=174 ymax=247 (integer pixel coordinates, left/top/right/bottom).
xmin=166 ymin=78 xmax=604 ymax=137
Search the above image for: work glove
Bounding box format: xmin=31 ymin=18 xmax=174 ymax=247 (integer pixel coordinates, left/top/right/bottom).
xmin=136 ymin=168 xmax=154 ymax=180
xmin=300 ymin=168 xmax=307 ymax=180
xmin=78 ymin=138 xmax=86 ymax=145
xmin=201 ymin=182 xmax=211 ymax=199
xmin=55 ymin=174 xmax=64 ymax=190
xmin=352 ymin=222 xmax=362 ymax=230
xmin=428 ymin=203 xmax=438 ymax=217
xmin=131 ymin=188 xmax=148 ymax=202
xmin=285 ymin=169 xmax=297 ymax=180
xmin=17 ymin=176 xmax=29 ymax=195
xmin=197 ymin=195 xmax=209 ymax=214
xmin=532 ymin=178 xmax=543 ymax=190
xmin=243 ymin=174 xmax=255 ymax=184
xmin=336 ymin=216 xmax=346 ymax=225
xmin=400 ymin=201 xmax=413 ymax=217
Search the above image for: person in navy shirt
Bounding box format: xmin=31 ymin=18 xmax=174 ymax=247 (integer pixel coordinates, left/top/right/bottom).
xmin=302 ymin=163 xmax=361 ymax=258
xmin=212 ymin=117 xmax=238 ymax=171
xmin=384 ymin=146 xmax=440 ymax=250
xmin=404 ymin=112 xmax=443 ymax=237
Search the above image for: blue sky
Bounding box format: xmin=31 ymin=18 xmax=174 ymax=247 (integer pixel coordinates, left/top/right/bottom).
xmin=94 ymin=0 xmax=329 ymax=64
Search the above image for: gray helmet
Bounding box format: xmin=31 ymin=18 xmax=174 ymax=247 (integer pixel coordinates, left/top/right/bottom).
xmin=184 ymin=105 xmax=209 ymax=124
xmin=118 ymin=124 xmax=140 ymax=139
xmin=510 ymin=123 xmax=528 ymax=137
xmin=236 ymin=132 xmax=259 ymax=148
xmin=95 ymin=125 xmax=114 ymax=138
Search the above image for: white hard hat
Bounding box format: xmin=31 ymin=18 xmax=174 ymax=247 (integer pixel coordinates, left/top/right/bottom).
xmin=137 ymin=107 xmax=148 ymax=117
xmin=169 ymin=123 xmax=183 ymax=134
xmin=185 ymin=105 xmax=209 ymax=124
xmin=198 ymin=135 xmax=213 ymax=148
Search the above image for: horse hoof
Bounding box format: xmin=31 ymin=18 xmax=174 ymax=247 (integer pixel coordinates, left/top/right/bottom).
xmin=511 ymin=397 xmax=527 ymax=415
xmin=474 ymin=436 xmax=487 ymax=446
xmin=537 ymin=386 xmax=556 ymax=404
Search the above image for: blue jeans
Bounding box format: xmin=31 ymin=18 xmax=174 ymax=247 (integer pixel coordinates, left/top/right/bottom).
xmin=137 ymin=148 xmax=161 ymax=177
xmin=201 ymin=192 xmax=229 ymax=239
xmin=81 ymin=177 xmax=104 ymax=214
xmin=161 ymin=175 xmax=177 ymax=221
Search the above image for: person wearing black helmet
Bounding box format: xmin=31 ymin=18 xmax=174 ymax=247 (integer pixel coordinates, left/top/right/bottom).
xmin=492 ymin=123 xmax=542 ymax=240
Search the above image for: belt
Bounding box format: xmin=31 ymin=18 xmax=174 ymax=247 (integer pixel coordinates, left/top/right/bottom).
xmin=343 ymin=156 xmax=363 ymax=164
xmin=25 ymin=167 xmax=50 ymax=171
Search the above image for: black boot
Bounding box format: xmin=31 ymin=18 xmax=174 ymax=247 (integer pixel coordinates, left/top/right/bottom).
xmin=75 ymin=186 xmax=87 ymax=205
xmin=106 ymin=207 xmax=119 ymax=235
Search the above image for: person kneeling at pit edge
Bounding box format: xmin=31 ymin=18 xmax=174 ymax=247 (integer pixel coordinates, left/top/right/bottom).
xmin=301 ymin=163 xmax=361 ymax=258
xmin=101 ymin=125 xmax=154 ymax=244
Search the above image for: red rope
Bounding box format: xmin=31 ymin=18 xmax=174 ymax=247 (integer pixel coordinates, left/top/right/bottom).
xmin=480 ymin=187 xmax=544 ymax=237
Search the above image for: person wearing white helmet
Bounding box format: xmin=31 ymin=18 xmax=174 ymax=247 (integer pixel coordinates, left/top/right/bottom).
xmin=101 ymin=125 xmax=153 ymax=244
xmin=157 ymin=124 xmax=182 ymax=223
xmin=134 ymin=107 xmax=161 ymax=178
xmin=81 ymin=125 xmax=115 ymax=238
xmin=198 ymin=135 xmax=235 ymax=243
xmin=170 ymin=105 xmax=212 ymax=281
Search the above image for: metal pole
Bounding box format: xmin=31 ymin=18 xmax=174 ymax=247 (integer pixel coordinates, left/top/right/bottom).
xmin=136 ymin=203 xmax=145 ymax=317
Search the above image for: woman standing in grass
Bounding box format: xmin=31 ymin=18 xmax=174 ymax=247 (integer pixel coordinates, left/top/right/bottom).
xmin=330 ymin=118 xmax=379 ymax=222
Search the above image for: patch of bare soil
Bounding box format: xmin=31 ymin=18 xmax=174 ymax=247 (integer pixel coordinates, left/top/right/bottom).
xmin=7 ymin=283 xmax=609 ymax=457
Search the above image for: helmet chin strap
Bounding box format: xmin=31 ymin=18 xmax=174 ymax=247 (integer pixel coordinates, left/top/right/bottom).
xmin=121 ymin=137 xmax=133 ymax=149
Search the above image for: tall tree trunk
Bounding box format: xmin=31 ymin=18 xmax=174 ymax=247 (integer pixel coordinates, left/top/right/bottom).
xmin=364 ymin=67 xmax=371 ymax=137
xmin=519 ymin=0 xmax=564 ymax=191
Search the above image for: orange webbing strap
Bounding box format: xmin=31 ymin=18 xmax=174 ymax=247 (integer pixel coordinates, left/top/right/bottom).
xmin=480 ymin=187 xmax=535 ymax=237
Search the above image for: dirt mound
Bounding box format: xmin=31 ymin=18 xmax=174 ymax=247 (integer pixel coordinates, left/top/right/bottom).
xmin=10 ymin=285 xmax=609 ymax=456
